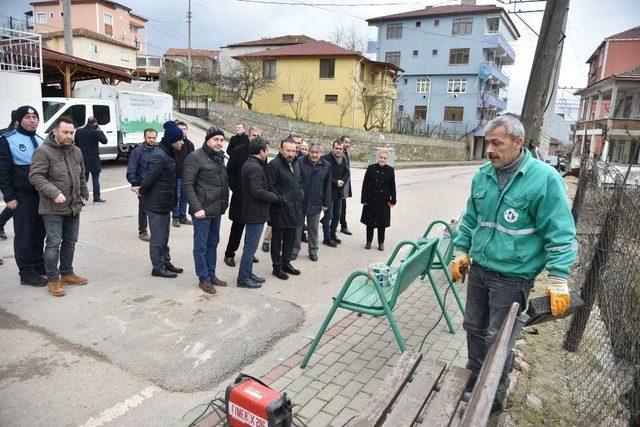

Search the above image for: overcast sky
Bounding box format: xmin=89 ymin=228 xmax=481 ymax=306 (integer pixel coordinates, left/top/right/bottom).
xmin=2 ymin=0 xmax=639 ymax=118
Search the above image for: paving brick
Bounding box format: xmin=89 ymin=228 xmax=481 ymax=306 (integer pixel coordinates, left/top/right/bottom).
xmin=290 ymin=386 xmax=321 ymax=407
xmin=321 ymin=395 xmax=349 ymax=416
xmin=286 ymin=374 xmax=315 ymax=392
xmin=325 ymin=361 xmax=347 ymax=377
xmin=331 ymin=407 xmax=359 ymax=427
xmin=373 ymin=365 xmax=391 ymax=380
xmin=353 ymin=367 xmax=376 ymax=384
xmin=346 ymin=392 xmax=371 ymax=411
xmin=320 ymin=351 xmax=343 ymax=367
xmin=305 ymin=361 xmax=329 ymax=378
xmin=344 ymin=358 xmax=367 ymax=373
xmin=362 ymin=378 xmax=382 ymax=394
xmin=298 ymin=398 xmax=327 ymax=421
xmin=367 ymin=356 xmax=386 ymax=371
xmin=331 ymin=370 xmax=355 ymax=386
xmin=339 ymin=350 xmax=359 ymax=365
xmin=316 ymin=383 xmax=343 ymax=402
xmin=359 ymin=348 xmax=379 ymax=362
xmin=308 ymin=379 xmax=327 ymax=391
xmin=337 ymin=380 xmax=364 ymax=398
xmin=308 ymin=411 xmax=334 ymax=427
xmin=317 ymin=373 xmax=335 ymax=384
xmin=270 ymin=376 xmax=293 ymax=392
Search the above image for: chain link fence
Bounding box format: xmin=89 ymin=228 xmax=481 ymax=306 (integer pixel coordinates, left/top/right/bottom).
xmin=562 ymin=156 xmax=639 ymax=426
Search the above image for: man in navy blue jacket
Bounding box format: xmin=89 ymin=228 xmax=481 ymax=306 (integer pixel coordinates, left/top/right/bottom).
xmin=127 ymin=128 xmax=157 ymax=241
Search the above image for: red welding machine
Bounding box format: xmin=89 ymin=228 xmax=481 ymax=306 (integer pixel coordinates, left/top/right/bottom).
xmin=225 ymin=374 xmax=292 ymax=427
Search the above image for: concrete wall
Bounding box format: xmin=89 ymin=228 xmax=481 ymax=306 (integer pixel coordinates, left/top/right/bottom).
xmin=44 ymin=36 xmax=137 ymax=70
xmin=208 ymin=101 xmax=469 ymax=162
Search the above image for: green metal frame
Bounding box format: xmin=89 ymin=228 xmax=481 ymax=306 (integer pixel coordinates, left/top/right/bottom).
xmin=300 ymin=240 xmax=438 ymax=368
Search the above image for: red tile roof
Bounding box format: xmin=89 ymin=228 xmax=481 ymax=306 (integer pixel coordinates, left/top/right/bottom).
xmin=367 ymin=4 xmax=503 ymax=22
xmin=605 ymin=25 xmax=640 ymax=40
xmin=41 ymin=28 xmax=134 ymax=49
xmin=225 ymin=35 xmax=316 ymax=48
xmin=42 ymin=48 xmax=132 ymax=81
xmin=164 ymin=48 xmax=220 ymax=60
xmin=233 ymin=40 xmax=403 ymax=72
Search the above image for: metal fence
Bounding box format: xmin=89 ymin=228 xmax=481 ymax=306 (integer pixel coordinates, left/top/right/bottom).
xmin=562 ymin=156 xmax=640 ymax=426
xmin=0 ymin=27 xmax=42 ymax=81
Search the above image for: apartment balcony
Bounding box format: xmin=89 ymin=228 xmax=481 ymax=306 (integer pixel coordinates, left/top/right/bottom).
xmin=481 ymin=61 xmax=509 ymax=86
xmin=0 ymin=27 xmax=42 ymax=80
xmin=478 ymin=90 xmax=507 ymax=111
xmin=484 ymin=33 xmax=515 ymax=64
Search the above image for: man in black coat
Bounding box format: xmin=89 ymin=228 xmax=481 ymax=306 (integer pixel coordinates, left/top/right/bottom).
xmin=173 ymin=121 xmax=196 ymax=227
xmin=74 ymin=117 xmax=108 ymax=203
xmin=135 ymin=121 xmax=185 ymax=278
xmin=237 ymin=137 xmax=282 ymax=288
xmin=224 ymin=126 xmax=262 ymax=267
xmin=339 ymin=135 xmax=353 ymax=235
xmin=266 ymin=138 xmax=304 ymax=280
xmin=226 ymin=123 xmax=249 ymax=156
xmin=320 ymin=139 xmax=350 ymax=247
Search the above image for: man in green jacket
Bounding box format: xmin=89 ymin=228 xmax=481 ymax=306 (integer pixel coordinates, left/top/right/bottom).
xmin=451 ymin=115 xmax=576 ymax=390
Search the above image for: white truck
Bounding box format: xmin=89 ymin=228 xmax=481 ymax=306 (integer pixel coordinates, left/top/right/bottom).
xmin=38 ymin=84 xmax=173 ymax=160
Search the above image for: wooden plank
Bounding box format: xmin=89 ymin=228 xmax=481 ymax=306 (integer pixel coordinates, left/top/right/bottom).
xmin=421 ymin=366 xmax=471 ymax=426
xmin=460 ymin=303 xmax=519 ymax=427
xmin=381 ymin=360 xmax=446 ymax=427
xmin=349 ymin=351 xmax=422 ymax=427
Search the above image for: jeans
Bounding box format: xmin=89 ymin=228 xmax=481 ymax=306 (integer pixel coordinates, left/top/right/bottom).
xmin=13 ymin=191 xmax=45 ymax=275
xmin=42 ymin=214 xmax=80 ymax=281
xmin=291 ymin=213 xmax=320 ymax=257
xmin=224 ymin=221 xmax=245 ymax=259
xmin=366 ymin=226 xmax=386 ymax=244
xmin=0 ymin=206 xmax=13 ymax=228
xmin=270 ymin=227 xmax=296 ymax=270
xmin=193 ymin=216 xmax=221 ymax=280
xmin=138 ymin=197 xmax=148 ymax=233
xmin=321 ymin=196 xmax=342 ymax=240
xmin=85 ymin=171 xmax=101 ymax=201
xmin=238 ymin=223 xmax=264 ymax=282
xmin=146 ymin=209 xmax=171 ymax=271
xmin=463 ymin=262 xmax=534 ymax=379
xmin=171 ymin=178 xmax=188 ymax=220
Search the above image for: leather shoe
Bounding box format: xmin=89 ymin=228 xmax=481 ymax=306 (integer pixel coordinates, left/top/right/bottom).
xmin=283 ymin=263 xmax=300 ymax=275
xmin=94 ymin=198 xmax=106 ymax=203
xmin=309 ymin=254 xmax=318 ymax=262
xmin=172 ymin=219 xmax=181 ymax=227
xmin=261 ymin=242 xmax=270 ymax=252
xmin=331 ymin=235 xmax=342 ymax=244
xmin=20 ymin=271 xmax=48 ymax=287
xmin=237 ymin=279 xmax=261 ymax=288
xmin=253 ymin=257 xmax=259 ymax=263
xmin=0 ymin=227 xmax=7 ymax=240
xmin=138 ymin=231 xmax=150 ymax=242
xmin=365 ymin=242 xmax=371 ymax=249
xmin=224 ymin=257 xmax=236 ymax=267
xmin=250 ymin=274 xmax=266 ymax=283
xmin=199 ymin=279 xmax=217 ymax=294
xmin=179 ymin=218 xmax=193 ymax=225
xmin=378 ymin=244 xmax=384 ymax=251
xmin=165 ymin=262 xmax=183 ymax=273
xmin=340 ymin=227 xmax=352 ymax=235
xmin=273 ymin=269 xmax=289 ymax=280
xmin=152 ymin=269 xmax=177 ymax=278
xmin=323 ymin=239 xmax=337 ymax=248
xmin=210 ymin=276 xmax=227 ymax=287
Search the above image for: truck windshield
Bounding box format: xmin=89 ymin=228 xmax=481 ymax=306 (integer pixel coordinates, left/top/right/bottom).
xmin=42 ymin=101 xmax=65 ymax=122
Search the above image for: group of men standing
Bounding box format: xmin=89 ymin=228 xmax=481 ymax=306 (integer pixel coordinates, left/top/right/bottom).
xmin=0 ymin=107 xmax=90 ymax=296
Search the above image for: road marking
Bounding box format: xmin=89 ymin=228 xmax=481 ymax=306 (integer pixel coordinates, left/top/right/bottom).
xmin=80 ymin=386 xmax=158 ymax=427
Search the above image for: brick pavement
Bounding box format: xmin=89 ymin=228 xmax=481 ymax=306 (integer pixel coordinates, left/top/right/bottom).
xmin=199 ymin=271 xmax=467 ymax=426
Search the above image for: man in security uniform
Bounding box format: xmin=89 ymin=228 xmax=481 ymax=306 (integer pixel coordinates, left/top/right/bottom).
xmin=0 ymin=106 xmax=47 ymax=286
xmin=451 ymin=115 xmax=576 ymax=391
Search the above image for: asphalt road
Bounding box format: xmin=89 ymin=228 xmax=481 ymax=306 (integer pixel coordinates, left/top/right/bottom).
xmin=0 ymin=118 xmax=478 ymax=425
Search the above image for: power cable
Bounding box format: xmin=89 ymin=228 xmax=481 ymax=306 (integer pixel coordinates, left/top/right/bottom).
xmin=237 ymin=0 xmax=416 ymax=5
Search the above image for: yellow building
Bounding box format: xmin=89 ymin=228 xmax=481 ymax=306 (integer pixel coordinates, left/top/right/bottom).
xmin=233 ymin=40 xmax=402 ymax=131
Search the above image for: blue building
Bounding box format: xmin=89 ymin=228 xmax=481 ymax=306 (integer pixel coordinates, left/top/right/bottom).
xmin=367 ymin=2 xmax=520 ymax=159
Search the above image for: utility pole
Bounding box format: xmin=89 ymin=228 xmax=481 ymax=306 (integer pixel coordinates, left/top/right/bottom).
xmin=62 ymin=0 xmax=73 ymax=55
xmin=520 ymin=0 xmax=570 ymax=149
xmin=187 ymin=0 xmax=192 ymax=75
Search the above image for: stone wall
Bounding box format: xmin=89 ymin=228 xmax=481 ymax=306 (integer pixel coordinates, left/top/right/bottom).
xmin=208 ymin=101 xmax=471 ymax=162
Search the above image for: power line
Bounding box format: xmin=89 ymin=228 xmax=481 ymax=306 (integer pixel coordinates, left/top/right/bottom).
xmin=237 ymin=0 xmax=415 ymax=4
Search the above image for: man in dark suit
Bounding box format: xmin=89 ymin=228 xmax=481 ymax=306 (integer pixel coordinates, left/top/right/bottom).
xmin=226 ymin=123 xmax=249 ymax=156
xmin=339 ymin=135 xmax=353 ymax=235
xmin=74 ymin=117 xmax=108 ymax=203
xmin=321 ymin=139 xmax=350 ymax=247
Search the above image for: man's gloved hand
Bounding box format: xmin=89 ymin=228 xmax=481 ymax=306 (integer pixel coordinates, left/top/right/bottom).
xmin=451 ymin=251 xmax=470 ymax=282
xmin=545 ymin=276 xmax=570 ymax=317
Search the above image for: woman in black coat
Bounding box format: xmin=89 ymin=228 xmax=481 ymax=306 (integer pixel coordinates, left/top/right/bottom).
xmin=360 ymin=149 xmax=396 ymax=251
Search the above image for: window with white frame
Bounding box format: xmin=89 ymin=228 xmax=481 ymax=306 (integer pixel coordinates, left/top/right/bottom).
xmin=416 ymin=78 xmax=430 ymax=94
xmin=121 ymin=50 xmax=130 ymax=61
xmin=90 ymin=44 xmax=98 ymax=55
xmin=37 ymin=12 xmax=47 ymax=24
xmin=486 ymin=17 xmax=500 ymax=33
xmin=447 ymin=78 xmax=467 ymax=93
xmin=104 ymin=13 xmax=114 ymax=37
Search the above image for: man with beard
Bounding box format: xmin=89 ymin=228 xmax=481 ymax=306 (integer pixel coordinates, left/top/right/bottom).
xmin=224 ymin=126 xmax=262 ymax=267
xmin=265 ymin=138 xmax=303 ymax=280
xmin=227 ymin=123 xmax=249 ymax=156
xmin=0 ymin=106 xmax=46 ymax=285
xmin=29 ymin=116 xmax=89 ymax=296
xmin=321 ymin=139 xmax=349 ymax=247
xmin=452 ymin=115 xmax=576 ymax=400
xmin=134 ymin=121 xmax=185 ymax=278
xmin=127 ymin=128 xmax=158 ymax=241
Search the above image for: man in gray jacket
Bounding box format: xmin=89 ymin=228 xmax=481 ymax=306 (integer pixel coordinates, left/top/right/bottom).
xmin=29 ymin=116 xmax=89 ymax=297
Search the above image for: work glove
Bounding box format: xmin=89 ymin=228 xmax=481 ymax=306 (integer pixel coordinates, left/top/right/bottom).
xmin=545 ymin=276 xmax=570 ymax=317
xmin=450 ymin=251 xmax=470 ymax=283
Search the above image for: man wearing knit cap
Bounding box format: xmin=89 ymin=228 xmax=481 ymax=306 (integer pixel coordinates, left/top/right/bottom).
xmin=451 ymin=115 xmax=576 ymax=398
xmin=0 ymin=106 xmax=47 ymax=286
xmin=134 ymin=121 xmax=185 ymax=278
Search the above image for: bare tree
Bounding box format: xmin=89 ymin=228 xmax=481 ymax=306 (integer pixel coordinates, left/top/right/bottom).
xmin=353 ymin=74 xmax=396 ymax=131
xmin=331 ymin=23 xmax=367 ymax=54
xmin=226 ymin=58 xmax=274 ymax=110
xmin=281 ymin=75 xmax=315 ymax=121
xmin=337 ymin=87 xmax=353 ymax=127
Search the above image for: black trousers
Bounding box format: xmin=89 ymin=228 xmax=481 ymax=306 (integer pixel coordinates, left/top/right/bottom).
xmin=85 ymin=171 xmax=101 ymax=201
xmin=138 ymin=197 xmax=148 ymax=233
xmin=271 ymin=226 xmax=296 ymax=270
xmin=0 ymin=206 xmax=14 ymax=228
xmin=366 ymin=226 xmax=386 ymax=244
xmin=225 ymin=220 xmax=245 ymax=259
xmin=146 ymin=209 xmax=171 ymax=271
xmin=340 ymin=198 xmax=348 ymax=228
xmin=13 ymin=191 xmax=45 ymax=275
